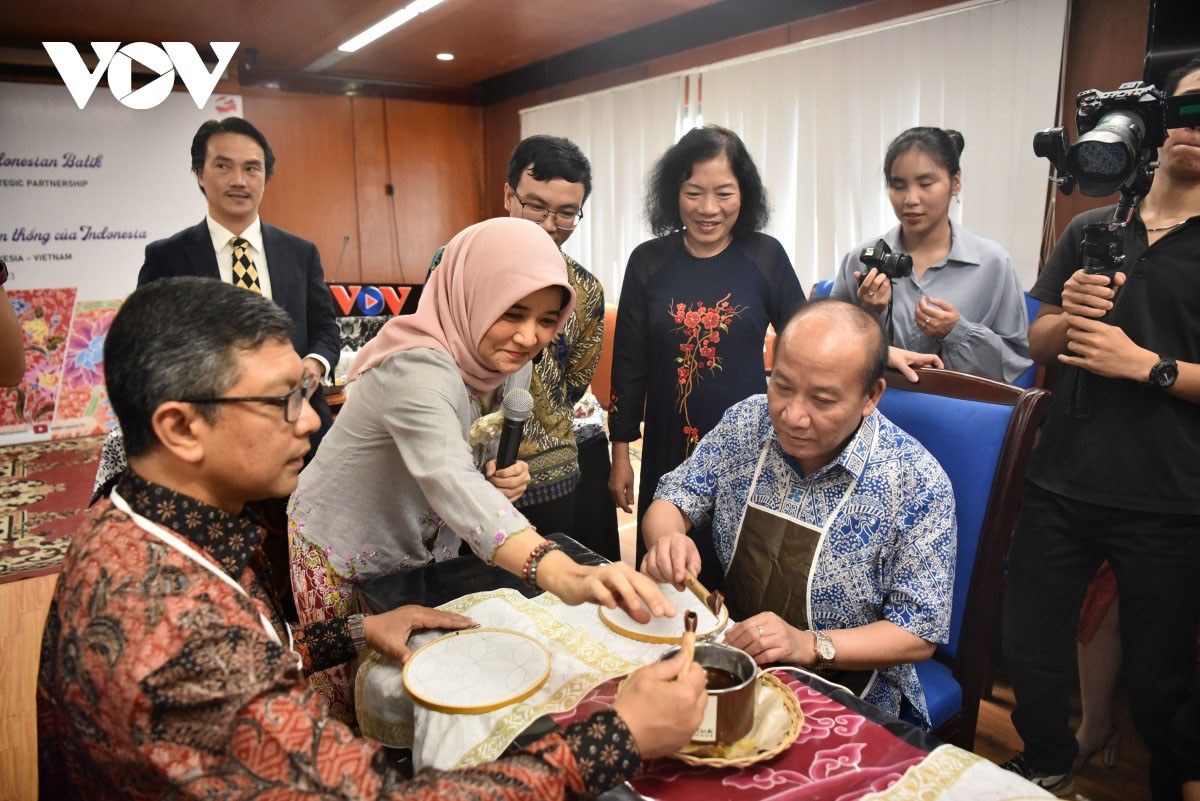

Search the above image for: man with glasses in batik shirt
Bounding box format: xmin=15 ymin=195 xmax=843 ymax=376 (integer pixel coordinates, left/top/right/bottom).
xmin=38 ymin=277 xmax=705 ymax=800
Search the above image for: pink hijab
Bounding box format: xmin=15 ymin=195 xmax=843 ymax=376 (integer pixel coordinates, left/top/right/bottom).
xmin=349 ymin=217 xmax=576 ymax=391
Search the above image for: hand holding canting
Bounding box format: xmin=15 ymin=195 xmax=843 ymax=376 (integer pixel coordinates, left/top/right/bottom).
xmin=1060 ymin=314 xmax=1157 ymax=381
xmin=640 ymin=532 xmax=702 ymax=591
xmin=613 ymin=653 xmax=707 ymax=759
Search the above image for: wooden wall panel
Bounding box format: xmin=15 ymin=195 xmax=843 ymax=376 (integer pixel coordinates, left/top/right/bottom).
xmin=1049 ymin=0 xmax=1151 ymax=244
xmin=383 ymin=99 xmax=486 ymax=283
xmin=242 ymin=89 xmax=361 ymax=282
xmin=350 ymin=97 xmax=396 ymax=284
xmin=483 ymin=98 xmax=524 ymax=218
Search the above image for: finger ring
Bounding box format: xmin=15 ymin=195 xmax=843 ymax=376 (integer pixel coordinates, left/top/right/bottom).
xmin=868 ymin=291 xmax=875 ymax=297
xmin=757 ymin=625 xmax=764 ymax=637
xmin=924 ymin=316 xmax=931 ymax=325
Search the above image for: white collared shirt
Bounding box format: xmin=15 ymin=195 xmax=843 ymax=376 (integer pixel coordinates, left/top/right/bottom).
xmin=203 ymin=214 xmax=330 ymax=379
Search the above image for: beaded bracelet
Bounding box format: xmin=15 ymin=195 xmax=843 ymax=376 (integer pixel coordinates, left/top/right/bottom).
xmin=521 ymin=540 xmax=556 ymax=586
xmin=525 ymin=542 xmax=562 ymax=590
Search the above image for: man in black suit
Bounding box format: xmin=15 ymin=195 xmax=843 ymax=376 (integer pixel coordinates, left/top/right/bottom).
xmin=138 ymin=117 xmax=341 ymax=449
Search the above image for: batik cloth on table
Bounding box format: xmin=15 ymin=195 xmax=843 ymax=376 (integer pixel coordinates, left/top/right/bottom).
xmin=355 ymin=588 xmax=677 ymax=772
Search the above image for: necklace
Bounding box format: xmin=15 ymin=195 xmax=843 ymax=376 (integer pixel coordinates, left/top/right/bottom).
xmin=1145 ymin=218 xmax=1189 ymax=232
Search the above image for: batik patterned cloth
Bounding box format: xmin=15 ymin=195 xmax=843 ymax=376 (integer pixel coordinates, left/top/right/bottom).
xmin=55 ymin=300 xmax=120 ymax=434
xmin=556 ymin=670 xmax=1049 ymax=801
xmin=38 ymin=470 xmax=641 ymax=800
xmin=0 ymin=288 xmax=76 ymax=431
xmin=656 ymin=398 xmax=956 ymax=727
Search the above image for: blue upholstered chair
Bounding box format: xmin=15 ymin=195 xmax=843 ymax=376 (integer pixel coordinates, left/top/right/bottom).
xmin=810 ymin=278 xmax=834 ymax=299
xmin=875 ymin=367 xmax=1050 ymax=749
xmin=1012 ymin=292 xmax=1042 ymax=388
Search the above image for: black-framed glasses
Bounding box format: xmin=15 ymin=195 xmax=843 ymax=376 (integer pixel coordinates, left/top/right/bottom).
xmin=512 ymin=188 xmax=583 ymax=230
xmin=182 ymin=373 xmax=318 ymax=424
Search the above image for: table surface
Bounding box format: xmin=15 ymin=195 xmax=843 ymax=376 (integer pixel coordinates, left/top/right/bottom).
xmin=355 ymin=535 xmax=1045 ymax=801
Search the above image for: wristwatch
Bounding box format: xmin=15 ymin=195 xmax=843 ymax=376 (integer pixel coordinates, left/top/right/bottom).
xmin=1148 ymin=356 xmax=1178 ymax=390
xmin=812 ymin=629 xmax=836 ymax=670
xmin=347 ymin=613 xmax=369 ymax=654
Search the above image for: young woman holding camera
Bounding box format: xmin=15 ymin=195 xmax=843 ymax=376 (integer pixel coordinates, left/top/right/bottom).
xmin=831 ymin=127 xmax=1032 ymax=383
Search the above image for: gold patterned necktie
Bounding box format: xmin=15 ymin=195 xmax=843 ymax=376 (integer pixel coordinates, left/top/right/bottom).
xmin=230 ymin=236 xmax=262 ymax=293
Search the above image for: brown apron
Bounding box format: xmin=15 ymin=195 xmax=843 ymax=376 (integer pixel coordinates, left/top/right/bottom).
xmin=722 ymin=438 xmax=877 ymax=697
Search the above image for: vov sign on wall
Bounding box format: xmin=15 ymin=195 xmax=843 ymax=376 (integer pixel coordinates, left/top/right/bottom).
xmin=42 ymin=42 xmax=239 ymax=110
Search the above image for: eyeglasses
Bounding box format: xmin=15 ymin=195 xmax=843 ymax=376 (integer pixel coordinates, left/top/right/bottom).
xmin=512 ymin=188 xmax=583 ymax=230
xmin=182 ymin=373 xmax=318 ymax=424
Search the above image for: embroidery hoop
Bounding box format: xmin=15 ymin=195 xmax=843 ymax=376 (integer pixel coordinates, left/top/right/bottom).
xmin=403 ymin=628 xmax=551 ymax=714
xmin=598 ymin=582 xmax=728 ymax=644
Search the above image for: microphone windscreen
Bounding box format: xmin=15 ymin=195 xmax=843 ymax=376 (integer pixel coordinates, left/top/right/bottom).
xmin=501 ymin=388 xmax=534 ymax=423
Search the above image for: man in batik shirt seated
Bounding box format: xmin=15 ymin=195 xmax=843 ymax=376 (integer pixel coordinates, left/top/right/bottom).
xmin=37 ymin=276 xmax=705 ymax=800
xmin=642 ymin=299 xmax=956 ymax=729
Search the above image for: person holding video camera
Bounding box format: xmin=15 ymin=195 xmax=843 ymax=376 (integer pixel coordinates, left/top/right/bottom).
xmin=1001 ymin=57 xmax=1200 ymax=800
xmin=831 ymin=127 xmax=1032 ymax=383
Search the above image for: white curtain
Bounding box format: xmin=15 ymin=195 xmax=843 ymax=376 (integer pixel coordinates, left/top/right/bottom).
xmin=522 ymin=0 xmax=1068 ymax=296
xmin=521 ymin=76 xmax=684 ymax=296
xmin=703 ymin=0 xmax=1068 ymax=291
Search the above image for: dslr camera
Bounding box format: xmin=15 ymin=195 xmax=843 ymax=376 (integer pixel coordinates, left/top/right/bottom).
xmin=858 ymin=239 xmax=913 ymax=280
xmin=1033 ymin=81 xmax=1200 ymax=274
xmin=1033 ymin=81 xmax=1179 ymax=198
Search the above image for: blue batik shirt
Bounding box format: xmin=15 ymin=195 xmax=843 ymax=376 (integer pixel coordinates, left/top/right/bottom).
xmin=654 ymin=395 xmax=956 ymax=727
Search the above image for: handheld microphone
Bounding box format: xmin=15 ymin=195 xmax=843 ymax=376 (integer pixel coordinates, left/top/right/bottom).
xmin=495 ymin=388 xmax=534 ymax=469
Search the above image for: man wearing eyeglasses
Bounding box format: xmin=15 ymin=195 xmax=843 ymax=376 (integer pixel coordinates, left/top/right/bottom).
xmin=429 ymin=136 xmax=615 ymax=559
xmin=38 ymin=274 xmax=708 ymax=801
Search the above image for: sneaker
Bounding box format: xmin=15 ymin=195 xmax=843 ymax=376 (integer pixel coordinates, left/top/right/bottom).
xmin=1000 ymin=752 xmax=1075 ymax=797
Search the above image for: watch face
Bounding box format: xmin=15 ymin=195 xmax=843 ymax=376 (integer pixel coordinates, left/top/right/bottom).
xmin=817 ymin=635 xmax=836 ymax=660
xmin=1152 ymin=359 xmax=1179 ymax=388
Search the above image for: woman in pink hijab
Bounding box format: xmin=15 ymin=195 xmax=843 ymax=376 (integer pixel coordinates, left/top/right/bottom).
xmin=288 ymin=218 xmax=676 ymax=724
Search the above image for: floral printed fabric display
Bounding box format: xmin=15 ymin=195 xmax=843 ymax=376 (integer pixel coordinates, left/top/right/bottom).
xmin=56 ymin=300 xmax=120 ymax=434
xmin=670 ymin=294 xmax=745 ymax=452
xmin=1 ymin=288 xmax=75 ymax=430
xmin=1 ymin=291 xmax=120 ymax=440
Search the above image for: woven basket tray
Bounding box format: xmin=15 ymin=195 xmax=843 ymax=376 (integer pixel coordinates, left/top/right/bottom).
xmin=671 ymin=670 xmax=803 ymax=768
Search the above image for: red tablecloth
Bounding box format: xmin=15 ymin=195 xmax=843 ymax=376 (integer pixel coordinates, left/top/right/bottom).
xmin=552 ymin=670 xmax=929 ymax=801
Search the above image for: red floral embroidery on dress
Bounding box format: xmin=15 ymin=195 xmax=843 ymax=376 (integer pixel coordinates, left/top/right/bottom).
xmin=670 ymin=294 xmax=747 ymax=453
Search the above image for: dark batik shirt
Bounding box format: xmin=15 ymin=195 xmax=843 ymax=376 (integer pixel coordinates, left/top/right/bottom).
xmin=37 ymin=470 xmax=640 ymax=800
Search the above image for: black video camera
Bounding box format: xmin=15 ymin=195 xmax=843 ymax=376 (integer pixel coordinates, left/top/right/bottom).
xmin=858 ymin=239 xmax=913 ymax=281
xmin=1033 ymin=81 xmax=1179 ymax=198
xmin=1033 ymin=81 xmax=1200 ymax=275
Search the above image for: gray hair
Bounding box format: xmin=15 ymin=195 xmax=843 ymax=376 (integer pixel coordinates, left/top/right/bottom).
xmin=105 ymin=277 xmax=294 ymax=457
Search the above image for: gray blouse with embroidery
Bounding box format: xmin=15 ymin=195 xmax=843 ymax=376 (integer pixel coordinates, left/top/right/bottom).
xmin=288 ymin=348 xmax=532 ymax=582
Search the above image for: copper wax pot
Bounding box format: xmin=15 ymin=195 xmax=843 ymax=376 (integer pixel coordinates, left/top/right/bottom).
xmin=663 ymin=642 xmax=757 ymax=744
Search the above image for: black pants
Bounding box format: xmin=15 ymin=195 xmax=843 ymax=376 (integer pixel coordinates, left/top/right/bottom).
xmin=1002 ymin=481 xmax=1200 ymax=801
xmin=520 ymin=492 xmax=576 ymax=541
xmin=570 ymin=437 xmax=621 ymax=562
